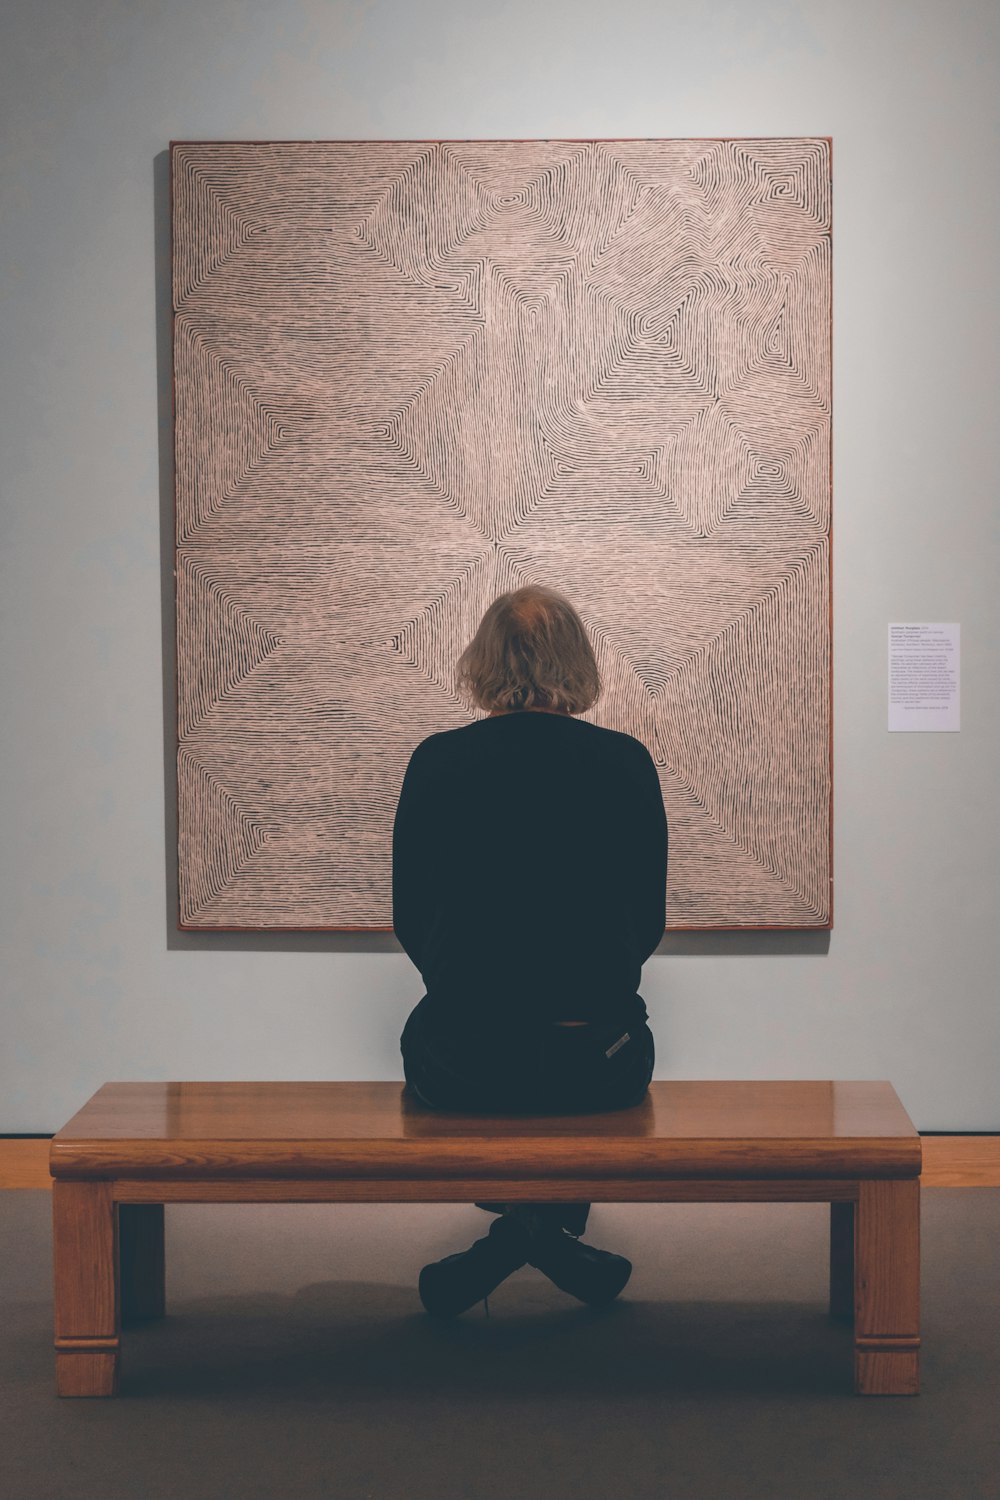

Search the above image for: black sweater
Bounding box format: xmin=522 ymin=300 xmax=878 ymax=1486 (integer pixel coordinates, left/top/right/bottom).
xmin=392 ymin=710 xmax=668 ymax=1032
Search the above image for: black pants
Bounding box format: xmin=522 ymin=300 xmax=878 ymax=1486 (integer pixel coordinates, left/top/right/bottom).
xmin=400 ymin=995 xmax=656 ymax=1237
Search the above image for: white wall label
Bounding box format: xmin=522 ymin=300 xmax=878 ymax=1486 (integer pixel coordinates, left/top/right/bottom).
xmin=888 ymin=623 xmax=960 ymax=731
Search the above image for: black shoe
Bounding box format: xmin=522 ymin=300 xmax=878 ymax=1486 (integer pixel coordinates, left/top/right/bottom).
xmin=418 ymin=1211 xmax=531 ymax=1318
xmin=520 ymin=1216 xmax=632 ymax=1306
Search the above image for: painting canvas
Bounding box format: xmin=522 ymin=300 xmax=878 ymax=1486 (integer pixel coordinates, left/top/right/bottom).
xmin=172 ymin=137 xmax=831 ymax=930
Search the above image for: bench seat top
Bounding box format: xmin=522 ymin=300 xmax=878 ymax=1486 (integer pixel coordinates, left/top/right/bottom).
xmin=49 ymin=1080 xmax=920 ymax=1181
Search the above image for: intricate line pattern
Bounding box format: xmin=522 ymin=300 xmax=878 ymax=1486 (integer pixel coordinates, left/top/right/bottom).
xmin=172 ymin=139 xmax=832 ymax=929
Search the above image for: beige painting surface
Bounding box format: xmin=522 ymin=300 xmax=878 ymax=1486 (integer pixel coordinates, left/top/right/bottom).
xmin=172 ymin=139 xmax=831 ymax=930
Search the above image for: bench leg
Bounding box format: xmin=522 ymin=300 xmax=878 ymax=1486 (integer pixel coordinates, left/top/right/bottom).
xmin=829 ymin=1199 xmax=854 ymax=1322
xmin=52 ymin=1180 xmax=120 ymax=1397
xmin=854 ymin=1179 xmax=920 ymax=1395
xmin=119 ymin=1203 xmax=165 ymax=1324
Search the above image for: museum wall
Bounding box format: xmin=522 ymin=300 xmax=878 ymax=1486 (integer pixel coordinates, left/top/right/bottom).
xmin=2 ymin=0 xmax=997 ymax=1130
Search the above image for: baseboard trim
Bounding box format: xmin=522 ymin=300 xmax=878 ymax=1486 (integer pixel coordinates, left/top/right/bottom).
xmin=3 ymin=1134 xmax=999 ymax=1190
xmin=919 ymin=1135 xmax=1000 ymax=1186
xmin=2 ymin=1139 xmax=53 ymax=1189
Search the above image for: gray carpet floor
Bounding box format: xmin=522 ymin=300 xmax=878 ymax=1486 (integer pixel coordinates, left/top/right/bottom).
xmin=2 ymin=1189 xmax=998 ymax=1499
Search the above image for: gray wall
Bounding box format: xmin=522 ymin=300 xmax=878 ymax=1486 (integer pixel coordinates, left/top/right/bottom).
xmin=2 ymin=0 xmax=997 ymax=1132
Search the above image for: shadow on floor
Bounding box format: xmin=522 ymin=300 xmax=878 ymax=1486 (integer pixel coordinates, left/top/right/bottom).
xmin=111 ymin=1279 xmax=853 ymax=1400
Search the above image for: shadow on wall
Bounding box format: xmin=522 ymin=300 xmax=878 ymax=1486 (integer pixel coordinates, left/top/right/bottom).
xmin=152 ymin=151 xmax=829 ymax=962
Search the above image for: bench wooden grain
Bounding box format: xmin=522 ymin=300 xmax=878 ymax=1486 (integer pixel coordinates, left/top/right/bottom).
xmin=49 ymin=1079 xmax=921 ymax=1398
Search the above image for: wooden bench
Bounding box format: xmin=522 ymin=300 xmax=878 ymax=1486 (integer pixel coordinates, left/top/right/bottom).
xmin=49 ymin=1079 xmax=921 ymax=1398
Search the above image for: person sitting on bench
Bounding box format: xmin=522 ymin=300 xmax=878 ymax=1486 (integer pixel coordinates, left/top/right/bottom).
xmin=392 ymin=582 xmax=669 ymax=1316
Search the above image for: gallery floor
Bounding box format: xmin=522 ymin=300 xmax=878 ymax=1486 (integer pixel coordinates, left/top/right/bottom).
xmin=2 ymin=1189 xmax=997 ymax=1499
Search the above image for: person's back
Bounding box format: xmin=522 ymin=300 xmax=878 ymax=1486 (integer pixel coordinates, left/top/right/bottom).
xmin=394 ymin=581 xmax=668 ymax=1318
xmin=393 ymin=707 xmax=667 ymax=1034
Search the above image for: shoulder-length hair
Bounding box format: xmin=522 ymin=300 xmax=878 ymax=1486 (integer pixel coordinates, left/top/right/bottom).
xmin=454 ymin=584 xmax=602 ymax=715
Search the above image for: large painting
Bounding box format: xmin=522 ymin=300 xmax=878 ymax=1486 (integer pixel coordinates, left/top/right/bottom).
xmin=172 ymin=138 xmax=831 ymax=930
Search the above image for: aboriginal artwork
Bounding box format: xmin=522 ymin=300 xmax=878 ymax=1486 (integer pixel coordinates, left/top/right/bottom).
xmin=172 ymin=138 xmax=831 ymax=930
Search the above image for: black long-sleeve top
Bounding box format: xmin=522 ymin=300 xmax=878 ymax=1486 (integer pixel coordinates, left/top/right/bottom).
xmin=392 ymin=710 xmax=668 ymax=1033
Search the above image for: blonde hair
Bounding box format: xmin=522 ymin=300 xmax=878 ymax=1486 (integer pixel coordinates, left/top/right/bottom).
xmin=455 ymin=584 xmax=601 ymax=715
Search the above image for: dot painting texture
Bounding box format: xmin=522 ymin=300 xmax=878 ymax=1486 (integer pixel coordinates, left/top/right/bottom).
xmin=172 ymin=138 xmax=832 ymax=931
